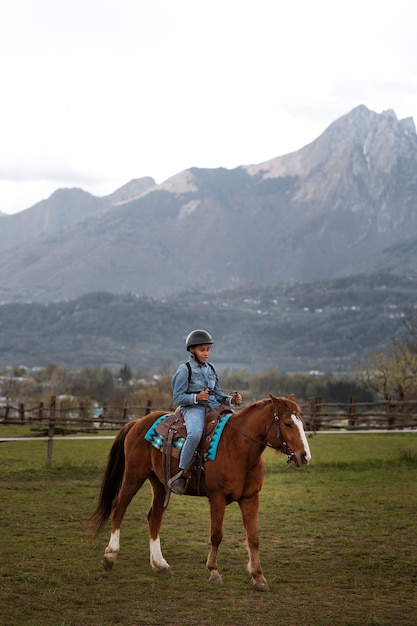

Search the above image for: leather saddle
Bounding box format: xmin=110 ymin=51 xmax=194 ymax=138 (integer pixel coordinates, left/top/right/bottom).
xmin=154 ymin=403 xmax=231 ymax=459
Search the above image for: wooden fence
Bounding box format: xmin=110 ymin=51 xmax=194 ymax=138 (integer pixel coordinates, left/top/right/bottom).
xmin=0 ymin=396 xmax=163 ymax=465
xmin=307 ymin=396 xmax=417 ymax=431
xmin=1 ymin=395 xmax=417 ymax=465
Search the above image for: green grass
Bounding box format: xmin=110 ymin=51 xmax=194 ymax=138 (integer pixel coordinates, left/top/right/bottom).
xmin=1 ymin=433 xmax=417 ymax=625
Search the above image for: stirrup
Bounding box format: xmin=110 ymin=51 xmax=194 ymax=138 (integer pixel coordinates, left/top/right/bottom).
xmin=167 ymin=470 xmax=187 ymax=495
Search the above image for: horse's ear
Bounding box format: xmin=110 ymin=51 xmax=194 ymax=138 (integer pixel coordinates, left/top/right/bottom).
xmin=287 ymin=393 xmax=296 ymax=401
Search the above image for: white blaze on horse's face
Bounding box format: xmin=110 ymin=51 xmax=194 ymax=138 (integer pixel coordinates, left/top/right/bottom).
xmin=290 ymin=413 xmax=311 ymax=466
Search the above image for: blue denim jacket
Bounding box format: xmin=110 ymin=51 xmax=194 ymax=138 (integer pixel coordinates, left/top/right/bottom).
xmin=171 ymin=356 xmax=231 ymax=409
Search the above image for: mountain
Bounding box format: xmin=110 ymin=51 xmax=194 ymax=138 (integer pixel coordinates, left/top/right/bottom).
xmin=0 ymin=177 xmax=156 ymax=254
xmin=0 ymin=105 xmax=417 ymax=303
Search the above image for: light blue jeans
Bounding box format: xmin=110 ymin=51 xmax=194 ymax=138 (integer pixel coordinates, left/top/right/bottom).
xmin=179 ymin=405 xmax=206 ymax=469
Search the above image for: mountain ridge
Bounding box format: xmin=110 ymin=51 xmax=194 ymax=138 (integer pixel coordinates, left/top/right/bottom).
xmin=1 ymin=104 xmax=417 ymax=302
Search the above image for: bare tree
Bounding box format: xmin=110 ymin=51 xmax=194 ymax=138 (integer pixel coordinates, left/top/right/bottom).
xmin=356 ymin=340 xmax=417 ymax=401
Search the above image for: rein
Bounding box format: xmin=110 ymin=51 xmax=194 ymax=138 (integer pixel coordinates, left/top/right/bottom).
xmin=225 ymin=406 xmax=298 ymax=463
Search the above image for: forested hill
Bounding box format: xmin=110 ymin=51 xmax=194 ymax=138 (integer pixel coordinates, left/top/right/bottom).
xmin=0 ymin=273 xmax=415 ymax=374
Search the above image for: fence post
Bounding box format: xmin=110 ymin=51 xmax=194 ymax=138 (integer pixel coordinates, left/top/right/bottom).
xmin=79 ymin=401 xmax=87 ymax=425
xmin=19 ymin=402 xmax=25 ymax=423
xmin=388 ymin=396 xmax=395 ymax=428
xmin=145 ymin=399 xmax=152 ymax=415
xmin=348 ymin=396 xmax=357 ymax=429
xmin=46 ymin=395 xmax=56 ymax=466
xmin=99 ymin=401 xmax=107 ymax=428
xmin=310 ymin=397 xmax=322 ymax=431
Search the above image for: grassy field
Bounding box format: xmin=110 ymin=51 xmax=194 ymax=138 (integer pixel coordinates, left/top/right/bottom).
xmin=1 ymin=430 xmax=417 ymax=626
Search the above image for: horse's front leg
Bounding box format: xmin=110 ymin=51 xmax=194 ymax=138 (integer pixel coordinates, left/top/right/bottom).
xmin=239 ymin=493 xmax=269 ymax=591
xmin=206 ymin=493 xmax=226 ymax=585
xmin=147 ymin=476 xmax=172 ymax=575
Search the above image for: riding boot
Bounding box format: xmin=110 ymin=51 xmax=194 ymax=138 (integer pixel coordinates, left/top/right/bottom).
xmin=167 ymin=470 xmax=187 ymax=495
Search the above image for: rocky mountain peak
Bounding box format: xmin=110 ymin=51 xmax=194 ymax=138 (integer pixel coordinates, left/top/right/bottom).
xmin=104 ymin=177 xmax=156 ymax=206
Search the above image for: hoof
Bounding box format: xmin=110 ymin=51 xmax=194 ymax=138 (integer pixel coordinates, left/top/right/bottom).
xmin=102 ymin=554 xmax=116 ymax=571
xmin=254 ymin=580 xmax=270 ymax=592
xmin=157 ymin=568 xmax=172 ymax=576
xmin=156 ymin=566 xmax=172 ymax=576
xmin=208 ymin=570 xmax=223 ymax=585
xmin=150 ymin=557 xmax=172 ymax=575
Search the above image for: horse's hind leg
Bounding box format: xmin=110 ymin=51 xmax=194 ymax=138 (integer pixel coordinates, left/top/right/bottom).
xmin=102 ymin=477 xmax=145 ymax=571
xmin=147 ymin=476 xmax=172 ymax=575
xmin=239 ymin=494 xmax=269 ymax=591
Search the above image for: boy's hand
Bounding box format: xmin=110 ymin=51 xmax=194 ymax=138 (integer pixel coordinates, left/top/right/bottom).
xmin=197 ymin=388 xmax=209 ymax=401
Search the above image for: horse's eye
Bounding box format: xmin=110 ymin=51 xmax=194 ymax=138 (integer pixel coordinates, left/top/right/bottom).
xmin=284 ymin=422 xmax=292 ymax=428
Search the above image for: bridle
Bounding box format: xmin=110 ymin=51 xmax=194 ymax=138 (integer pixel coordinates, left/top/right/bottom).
xmin=267 ymin=407 xmax=301 ymax=464
xmin=226 ymin=405 xmax=301 ymax=464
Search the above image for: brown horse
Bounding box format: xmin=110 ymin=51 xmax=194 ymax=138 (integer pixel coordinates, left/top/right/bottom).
xmin=89 ymin=393 xmax=311 ymax=591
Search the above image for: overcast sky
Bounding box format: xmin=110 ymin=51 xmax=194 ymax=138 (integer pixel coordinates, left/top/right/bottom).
xmin=1 ymin=0 xmax=416 ymax=214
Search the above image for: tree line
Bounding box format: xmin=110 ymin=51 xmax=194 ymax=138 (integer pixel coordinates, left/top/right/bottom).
xmin=1 ymin=362 xmax=374 ymax=410
xmin=2 ymin=307 xmax=417 ymax=409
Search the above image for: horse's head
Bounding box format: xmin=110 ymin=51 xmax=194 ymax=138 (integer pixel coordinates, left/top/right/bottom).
xmin=269 ymin=394 xmax=311 ymax=467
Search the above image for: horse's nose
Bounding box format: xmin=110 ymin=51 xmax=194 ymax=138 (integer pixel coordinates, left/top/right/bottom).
xmin=301 ymin=451 xmax=310 ymax=466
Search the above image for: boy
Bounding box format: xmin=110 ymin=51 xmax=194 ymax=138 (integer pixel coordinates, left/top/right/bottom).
xmin=169 ymin=329 xmax=242 ymax=494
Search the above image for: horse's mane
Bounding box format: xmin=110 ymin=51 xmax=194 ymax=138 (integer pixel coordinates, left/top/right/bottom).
xmin=236 ymin=394 xmax=301 ymax=416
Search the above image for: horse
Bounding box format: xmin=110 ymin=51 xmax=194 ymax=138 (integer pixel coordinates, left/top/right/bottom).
xmin=89 ymin=393 xmax=311 ymax=591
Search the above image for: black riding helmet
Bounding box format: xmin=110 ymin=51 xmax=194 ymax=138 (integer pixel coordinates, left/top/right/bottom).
xmin=186 ymin=329 xmax=214 ymax=351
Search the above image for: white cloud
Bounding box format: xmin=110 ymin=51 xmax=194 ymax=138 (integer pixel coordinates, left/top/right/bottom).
xmin=1 ymin=0 xmax=417 ymax=213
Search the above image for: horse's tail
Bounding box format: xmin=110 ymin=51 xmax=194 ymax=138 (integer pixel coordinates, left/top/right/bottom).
xmin=89 ymin=420 xmax=136 ymax=536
